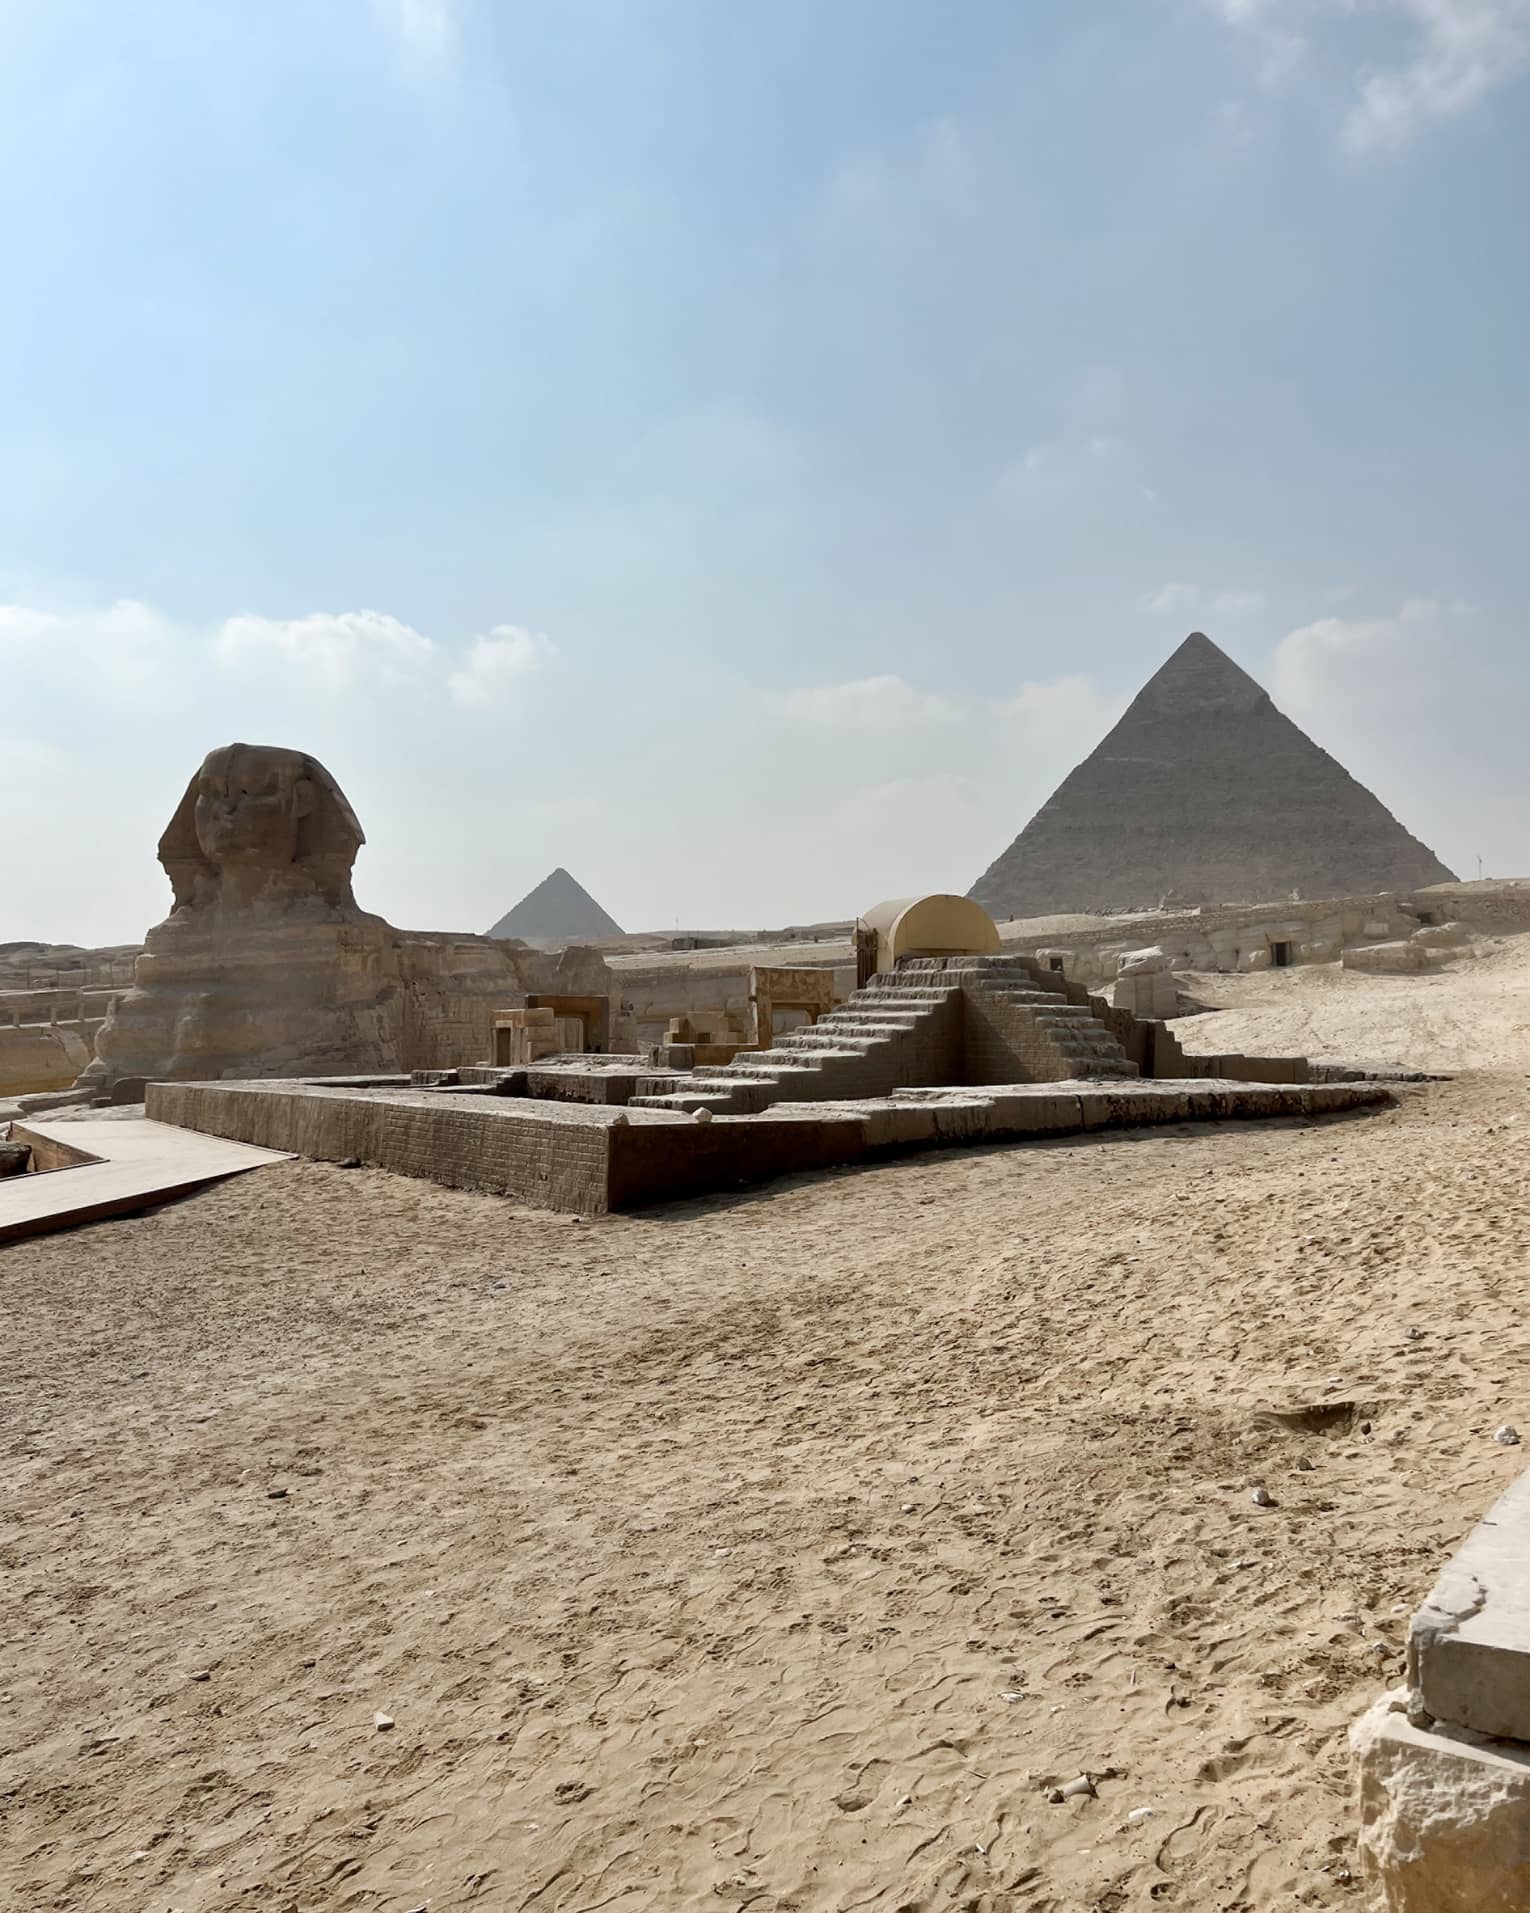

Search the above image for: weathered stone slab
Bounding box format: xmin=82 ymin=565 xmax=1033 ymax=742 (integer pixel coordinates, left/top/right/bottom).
xmin=148 ymin=1074 xmax=1389 ymax=1216
xmin=1345 ymin=939 xmax=1433 ymax=976
xmin=831 ymin=1101 xmax=940 ymax=1150
xmin=1410 ymin=1470 xmax=1530 ymax=1743
xmin=1353 ymin=1690 xmax=1530 ymax=1911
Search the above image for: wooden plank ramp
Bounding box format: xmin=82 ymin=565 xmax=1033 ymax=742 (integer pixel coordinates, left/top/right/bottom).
xmin=0 ymin=1118 xmax=290 ymax=1246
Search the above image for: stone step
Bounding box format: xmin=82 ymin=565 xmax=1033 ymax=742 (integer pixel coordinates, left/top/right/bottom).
xmin=745 ymin=1049 xmax=865 ymax=1069
xmin=782 ymin=1020 xmax=893 ymax=1039
xmin=810 ymin=1017 xmax=924 ymax=1034
xmin=779 ymin=1035 xmax=884 ymax=1054
xmin=707 ymin=1061 xmax=828 ymax=1080
xmin=634 ymin=1102 xmax=739 ymax=1116
xmin=849 ymin=992 xmax=957 ymax=1008
xmin=824 ymin=1000 xmax=937 ymax=1015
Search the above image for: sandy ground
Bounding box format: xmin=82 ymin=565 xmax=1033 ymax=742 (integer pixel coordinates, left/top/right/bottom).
xmin=6 ymin=953 xmax=1530 ymax=1911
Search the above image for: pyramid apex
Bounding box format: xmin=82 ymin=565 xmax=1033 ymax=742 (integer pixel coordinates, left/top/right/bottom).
xmin=1132 ymin=628 xmax=1265 ymax=718
xmin=486 ymin=867 xmax=623 ymax=941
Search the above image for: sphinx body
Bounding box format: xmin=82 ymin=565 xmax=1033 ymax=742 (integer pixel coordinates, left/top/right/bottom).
xmin=80 ymin=743 xmax=618 ymax=1098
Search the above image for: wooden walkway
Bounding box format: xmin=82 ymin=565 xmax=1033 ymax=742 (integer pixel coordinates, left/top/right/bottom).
xmin=0 ymin=1118 xmax=290 ymax=1246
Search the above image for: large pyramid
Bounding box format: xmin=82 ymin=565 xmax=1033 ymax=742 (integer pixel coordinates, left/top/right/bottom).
xmin=969 ymin=631 xmax=1455 ymax=920
xmin=487 ymin=868 xmax=623 ymax=941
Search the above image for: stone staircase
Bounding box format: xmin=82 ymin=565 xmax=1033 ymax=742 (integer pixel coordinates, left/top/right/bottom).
xmin=630 ymin=954 xmax=1136 ymax=1117
xmin=630 ymin=966 xmax=963 ymax=1115
xmin=958 ymin=955 xmax=1141 ymax=1083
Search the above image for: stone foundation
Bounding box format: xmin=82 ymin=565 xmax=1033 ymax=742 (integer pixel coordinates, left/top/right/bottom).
xmin=1353 ymin=1694 xmax=1530 ymax=1910
xmin=148 ymin=1075 xmax=1390 ymax=1216
xmin=1353 ymin=1470 xmax=1530 ymax=1907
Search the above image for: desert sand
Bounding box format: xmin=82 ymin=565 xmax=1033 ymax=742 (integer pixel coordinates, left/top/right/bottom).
xmin=1172 ymin=933 xmax=1530 ymax=1076
xmin=6 ymin=946 xmax=1530 ymax=1911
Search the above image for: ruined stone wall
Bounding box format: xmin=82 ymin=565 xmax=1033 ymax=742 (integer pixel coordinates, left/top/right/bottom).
xmin=961 ymin=987 xmax=1086 ymax=1083
xmin=148 ymin=1080 xmax=618 ymax=1213
xmin=1002 ymin=891 xmax=1422 ymax=987
xmin=393 ymin=933 xmax=529 ymax=1072
xmin=0 ymin=988 xmax=112 ymax=1095
xmin=610 ymin=955 xmax=854 ymax=1046
xmin=0 ymin=1024 xmax=95 ymax=1097
xmin=1414 ymin=880 xmax=1530 ymax=934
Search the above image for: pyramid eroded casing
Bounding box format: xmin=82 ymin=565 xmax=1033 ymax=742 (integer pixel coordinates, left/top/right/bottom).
xmin=968 ymin=632 xmax=1455 ymax=920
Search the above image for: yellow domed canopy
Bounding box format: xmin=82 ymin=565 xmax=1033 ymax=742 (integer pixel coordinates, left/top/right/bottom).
xmin=858 ymin=894 xmax=1000 ymax=974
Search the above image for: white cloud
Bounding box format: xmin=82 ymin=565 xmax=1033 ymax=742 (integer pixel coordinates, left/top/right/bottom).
xmin=819 ymin=116 xmax=983 ymax=235
xmin=0 ymin=597 xmax=171 ymax=648
xmin=1146 ymin=583 xmax=1267 ymax=617
xmin=778 ymin=674 xmax=960 ymax=735
xmin=4 ymin=597 xmax=551 ymax=717
xmin=1343 ymin=0 xmax=1530 ymax=150
xmin=1148 ymin=581 xmax=1200 ymax=614
xmin=994 ymin=435 xmax=1135 ymax=516
xmin=446 ymin=624 xmax=550 ymax=709
xmin=1210 ymin=0 xmax=1530 ymax=146
xmin=0 ymin=597 xmax=176 ymax=699
xmin=1271 ymin=596 xmax=1467 ymax=710
xmin=215 ymin=609 xmax=436 ymax=692
xmin=372 ymin=0 xmax=459 ymax=62
xmin=1205 ymin=0 xmax=1309 ymax=86
xmin=992 ymin=673 xmax=1123 ymax=745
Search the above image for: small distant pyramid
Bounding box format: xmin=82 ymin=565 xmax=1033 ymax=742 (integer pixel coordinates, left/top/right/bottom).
xmin=487 ymin=868 xmax=623 ymax=941
xmin=969 ymin=631 xmax=1456 ymax=920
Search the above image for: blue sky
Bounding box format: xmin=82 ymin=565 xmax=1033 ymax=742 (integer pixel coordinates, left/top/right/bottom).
xmin=4 ymin=0 xmax=1528 ymax=943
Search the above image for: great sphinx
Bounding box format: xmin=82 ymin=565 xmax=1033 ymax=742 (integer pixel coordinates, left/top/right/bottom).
xmin=79 ymin=743 xmax=624 ymax=1098
xmin=158 ymin=742 xmax=367 ymax=915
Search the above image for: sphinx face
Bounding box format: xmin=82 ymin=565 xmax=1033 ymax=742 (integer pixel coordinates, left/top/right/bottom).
xmin=194 ymin=745 xmax=314 ymax=869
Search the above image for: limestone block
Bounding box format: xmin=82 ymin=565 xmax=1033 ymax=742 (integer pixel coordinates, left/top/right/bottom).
xmin=855 ymin=1102 xmax=940 ymax=1150
xmin=982 ymin=1091 xmax=1084 ymax=1136
xmin=1412 ymin=922 xmax=1472 ymax=951
xmin=1353 ymin=1691 xmax=1530 ymax=1911
xmin=1410 ymin=1470 xmax=1530 ymax=1743
xmin=1117 ymin=945 xmax=1170 ymax=976
xmin=1345 ymin=941 xmax=1433 ymax=976
xmin=0 ymin=1024 xmax=91 ymax=1097
xmin=929 ymin=1099 xmax=996 ymax=1142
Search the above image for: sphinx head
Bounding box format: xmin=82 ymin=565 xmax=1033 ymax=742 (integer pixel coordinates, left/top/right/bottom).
xmin=159 ymin=743 xmax=364 ymax=910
